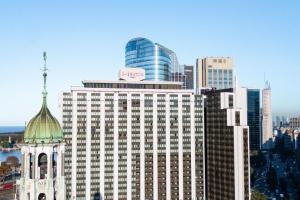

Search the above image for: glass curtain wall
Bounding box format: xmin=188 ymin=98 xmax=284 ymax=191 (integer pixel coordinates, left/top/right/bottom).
xmin=125 ymin=37 xmax=174 ymax=81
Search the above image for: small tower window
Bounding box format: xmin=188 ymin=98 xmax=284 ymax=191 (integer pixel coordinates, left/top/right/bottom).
xmin=38 ymin=193 xmax=46 ymax=200
xmin=29 ymin=153 xmax=33 ymax=179
xmin=38 ymin=153 xmax=48 ymax=179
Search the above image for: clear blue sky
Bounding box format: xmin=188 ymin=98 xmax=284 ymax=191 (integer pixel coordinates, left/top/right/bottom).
xmin=0 ymin=1 xmax=299 ymax=125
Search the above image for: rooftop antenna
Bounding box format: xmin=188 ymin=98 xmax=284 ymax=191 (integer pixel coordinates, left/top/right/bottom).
xmin=42 ymin=51 xmax=48 ymax=104
xmin=263 ymin=72 xmax=267 ymax=88
xmin=234 ymin=75 xmax=238 ymax=89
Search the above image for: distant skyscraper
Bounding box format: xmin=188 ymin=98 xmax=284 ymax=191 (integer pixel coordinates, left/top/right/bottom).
xmin=290 ymin=117 xmax=300 ymax=129
xmin=171 ymin=64 xmax=186 ymax=87
xmin=247 ymin=89 xmax=261 ymax=151
xmin=196 ymin=57 xmax=234 ymax=89
xmin=275 ymin=116 xmax=281 ymax=128
xmin=171 ymin=65 xmax=194 ymax=89
xmin=125 ymin=37 xmax=178 ymax=81
xmin=202 ymin=87 xmax=250 ymax=200
xmin=18 ymin=53 xmax=65 ymax=200
xmin=62 ymin=69 xmax=205 ymax=200
xmin=262 ymin=81 xmax=273 ymax=149
xmin=184 ymin=65 xmax=194 ymax=89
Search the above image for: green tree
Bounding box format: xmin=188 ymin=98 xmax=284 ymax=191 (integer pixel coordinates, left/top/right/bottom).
xmin=267 ymin=167 xmax=277 ymax=191
xmin=279 ymin=177 xmax=287 ymax=193
xmin=251 ymin=190 xmax=267 ymax=200
xmin=251 ymin=150 xmax=266 ymax=168
xmin=1 ymin=141 xmax=10 ymax=148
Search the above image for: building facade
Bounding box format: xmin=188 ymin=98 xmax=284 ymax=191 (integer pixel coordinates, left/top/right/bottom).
xmin=171 ymin=65 xmax=194 ymax=90
xmin=247 ymin=89 xmax=261 ymax=151
xmin=290 ymin=117 xmax=300 ymax=129
xmin=202 ymin=87 xmax=250 ymax=200
xmin=262 ymin=82 xmax=273 ymax=149
xmin=196 ymin=57 xmax=234 ymax=89
xmin=184 ymin=65 xmax=194 ymax=90
xmin=62 ymin=72 xmax=205 ymax=200
xmin=282 ymin=131 xmax=293 ymax=151
xmin=125 ymin=37 xmax=178 ymax=81
xmin=275 ymin=116 xmax=282 ymax=128
xmin=18 ymin=53 xmax=65 ymax=200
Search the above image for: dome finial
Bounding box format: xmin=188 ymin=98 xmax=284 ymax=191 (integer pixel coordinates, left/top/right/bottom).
xmin=23 ymin=52 xmax=64 ymax=144
xmin=42 ymin=51 xmax=48 ymax=104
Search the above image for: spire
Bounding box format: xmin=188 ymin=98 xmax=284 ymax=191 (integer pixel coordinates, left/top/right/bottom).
xmin=23 ymin=52 xmax=64 ymax=144
xmin=42 ymin=51 xmax=48 ymax=104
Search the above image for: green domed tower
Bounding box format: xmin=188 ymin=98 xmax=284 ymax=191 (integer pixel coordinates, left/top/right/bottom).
xmin=19 ymin=52 xmax=66 ymax=200
xmin=24 ymin=52 xmax=63 ymax=144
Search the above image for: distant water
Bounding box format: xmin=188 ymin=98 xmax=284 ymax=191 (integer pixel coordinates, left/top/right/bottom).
xmin=0 ymin=126 xmax=25 ymax=133
xmin=0 ymin=126 xmax=24 ymax=162
xmin=0 ymin=151 xmax=22 ymax=163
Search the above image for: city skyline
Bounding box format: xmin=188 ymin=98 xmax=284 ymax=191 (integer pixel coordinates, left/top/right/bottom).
xmin=1 ymin=1 xmax=300 ymax=125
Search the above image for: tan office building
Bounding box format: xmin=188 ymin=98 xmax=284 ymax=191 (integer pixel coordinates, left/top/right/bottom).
xmin=196 ymin=57 xmax=234 ymax=89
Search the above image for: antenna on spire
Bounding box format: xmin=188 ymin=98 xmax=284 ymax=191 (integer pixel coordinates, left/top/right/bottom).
xmin=42 ymin=51 xmax=48 ymax=103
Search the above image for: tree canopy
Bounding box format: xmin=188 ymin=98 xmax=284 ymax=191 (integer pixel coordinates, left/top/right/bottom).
xmin=251 ymin=190 xmax=267 ymax=200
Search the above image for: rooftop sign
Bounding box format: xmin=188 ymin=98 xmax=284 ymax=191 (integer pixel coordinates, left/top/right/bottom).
xmin=119 ymin=68 xmax=145 ymax=81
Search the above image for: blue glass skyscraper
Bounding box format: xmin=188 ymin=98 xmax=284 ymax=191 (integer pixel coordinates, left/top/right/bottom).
xmin=247 ymin=89 xmax=261 ymax=151
xmin=125 ymin=37 xmax=178 ymax=81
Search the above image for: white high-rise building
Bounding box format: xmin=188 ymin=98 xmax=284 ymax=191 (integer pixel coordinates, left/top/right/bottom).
xmin=61 ymin=68 xmax=205 ymax=200
xmin=262 ymin=81 xmax=273 ymax=149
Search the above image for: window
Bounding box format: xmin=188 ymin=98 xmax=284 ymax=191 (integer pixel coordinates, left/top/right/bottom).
xmin=235 ymin=111 xmax=240 ymax=126
xmin=38 ymin=153 xmax=48 ymax=179
xmin=228 ymin=95 xmax=234 ymax=108
xmin=38 ymin=193 xmax=46 ymax=200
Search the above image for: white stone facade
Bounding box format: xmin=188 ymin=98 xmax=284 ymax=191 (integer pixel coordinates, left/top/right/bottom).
xmin=18 ymin=143 xmax=66 ymax=200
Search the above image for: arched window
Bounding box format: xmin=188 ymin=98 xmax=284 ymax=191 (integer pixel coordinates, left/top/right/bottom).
xmin=38 ymin=153 xmax=47 ymax=179
xmin=38 ymin=193 xmax=46 ymax=200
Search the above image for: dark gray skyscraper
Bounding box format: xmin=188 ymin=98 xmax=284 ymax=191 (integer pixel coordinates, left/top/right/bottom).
xmin=247 ymin=89 xmax=261 ymax=151
xmin=184 ymin=65 xmax=194 ymax=89
xmin=202 ymin=87 xmax=250 ymax=200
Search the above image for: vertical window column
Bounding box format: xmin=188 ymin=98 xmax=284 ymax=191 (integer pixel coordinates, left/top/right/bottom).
xmin=190 ymin=95 xmax=196 ymax=199
xmin=86 ymin=92 xmax=92 ymax=200
xmin=153 ymin=93 xmax=158 ymax=200
xmin=113 ymin=92 xmax=119 ymax=200
xmin=100 ymin=92 xmax=105 ymax=197
xmin=140 ymin=94 xmax=145 ymax=200
xmin=178 ymin=94 xmax=183 ymax=200
xmin=166 ymin=94 xmax=171 ymax=200
xmin=127 ymin=93 xmax=132 ymax=200
xmin=71 ymin=91 xmax=77 ymax=199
